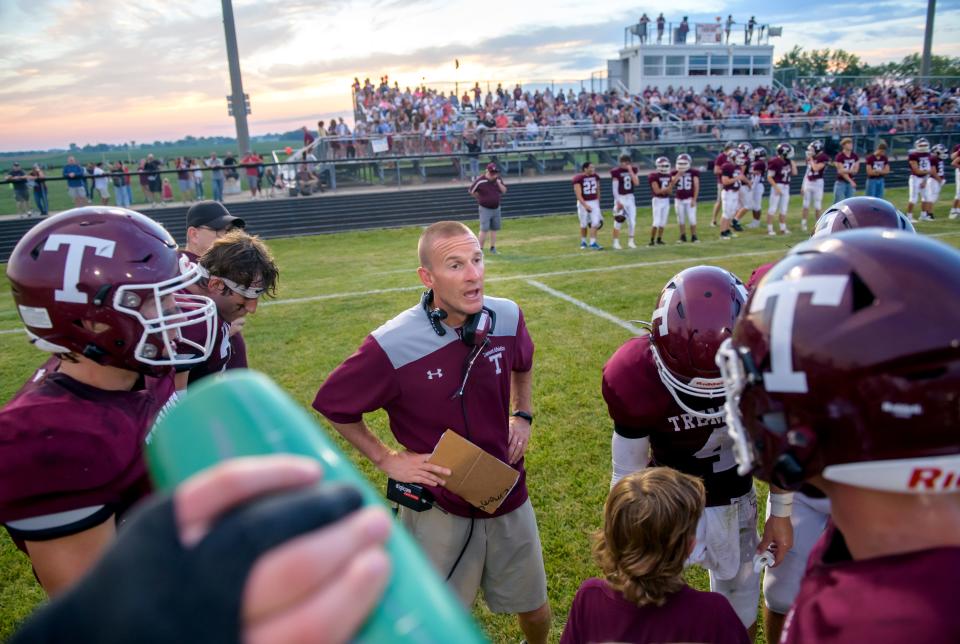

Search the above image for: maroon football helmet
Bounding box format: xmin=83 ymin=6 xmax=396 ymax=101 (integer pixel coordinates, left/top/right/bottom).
xmin=813 ymin=196 xmax=915 ymax=238
xmin=717 ymin=230 xmax=960 ymax=492
xmin=7 ymin=207 xmax=216 ymax=375
xmin=649 ymin=266 xmax=747 ymax=419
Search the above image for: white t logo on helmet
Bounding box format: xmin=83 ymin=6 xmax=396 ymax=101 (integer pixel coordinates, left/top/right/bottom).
xmin=44 ymin=234 xmax=117 ymax=304
xmin=750 ymin=275 xmax=849 ymax=393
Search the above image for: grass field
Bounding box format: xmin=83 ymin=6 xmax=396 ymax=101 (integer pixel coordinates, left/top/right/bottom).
xmin=1 ymin=186 xmax=958 ymax=642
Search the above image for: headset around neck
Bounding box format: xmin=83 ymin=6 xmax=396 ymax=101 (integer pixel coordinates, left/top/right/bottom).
xmin=421 ymin=289 xmax=496 ymax=347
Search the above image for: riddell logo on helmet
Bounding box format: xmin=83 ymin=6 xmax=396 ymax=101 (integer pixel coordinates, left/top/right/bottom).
xmin=881 ymin=401 xmax=923 ymax=418
xmin=908 ymin=467 xmax=960 ymax=491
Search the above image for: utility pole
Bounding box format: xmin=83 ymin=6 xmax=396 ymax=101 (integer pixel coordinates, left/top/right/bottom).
xmin=920 ymin=0 xmax=936 ymax=78
xmin=221 ymin=0 xmax=250 ymax=154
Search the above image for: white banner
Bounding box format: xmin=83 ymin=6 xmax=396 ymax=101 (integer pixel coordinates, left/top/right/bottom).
xmin=696 ymin=23 xmax=723 ymax=44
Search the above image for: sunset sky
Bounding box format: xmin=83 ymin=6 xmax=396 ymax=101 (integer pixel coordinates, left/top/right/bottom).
xmin=0 ymin=0 xmax=957 ymax=151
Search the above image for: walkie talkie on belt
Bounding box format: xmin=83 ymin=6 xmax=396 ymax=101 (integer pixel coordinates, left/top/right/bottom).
xmin=387 ymin=478 xmax=445 ymax=513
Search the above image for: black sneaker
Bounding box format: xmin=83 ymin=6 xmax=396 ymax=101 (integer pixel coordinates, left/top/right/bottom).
xmin=691 ymin=235 xmax=699 ymax=243
xmin=489 ymin=247 xmax=498 ymax=255
xmin=678 ymin=234 xmax=688 ymax=243
xmin=656 ymin=238 xmax=665 ymax=245
xmin=720 ymin=230 xmax=732 ymax=240
xmin=649 ymin=240 xmax=656 ymax=247
xmin=731 ymin=219 xmax=744 ymax=232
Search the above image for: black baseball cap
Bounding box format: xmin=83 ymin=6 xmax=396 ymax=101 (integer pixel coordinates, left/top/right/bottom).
xmin=186 ymin=201 xmax=245 ymax=231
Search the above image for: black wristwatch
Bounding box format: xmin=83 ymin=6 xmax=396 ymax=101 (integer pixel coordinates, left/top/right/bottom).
xmin=511 ymin=410 xmax=534 ymax=424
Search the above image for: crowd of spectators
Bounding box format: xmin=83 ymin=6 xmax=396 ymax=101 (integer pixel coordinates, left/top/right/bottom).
xmin=347 ymin=76 xmax=958 ymax=155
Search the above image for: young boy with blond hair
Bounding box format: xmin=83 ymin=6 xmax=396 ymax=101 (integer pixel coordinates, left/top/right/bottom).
xmin=561 ymin=468 xmax=749 ymax=644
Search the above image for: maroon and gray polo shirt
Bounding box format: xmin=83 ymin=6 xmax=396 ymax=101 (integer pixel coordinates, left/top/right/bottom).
xmin=313 ymin=296 xmax=534 ymax=518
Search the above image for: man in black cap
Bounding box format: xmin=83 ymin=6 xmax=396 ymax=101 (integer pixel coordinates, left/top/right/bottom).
xmin=184 ymin=200 xmax=246 ymax=261
xmin=182 ymin=201 xmax=250 ymax=374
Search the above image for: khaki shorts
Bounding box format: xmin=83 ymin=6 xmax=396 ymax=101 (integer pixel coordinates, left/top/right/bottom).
xmin=399 ymin=499 xmax=548 ymax=614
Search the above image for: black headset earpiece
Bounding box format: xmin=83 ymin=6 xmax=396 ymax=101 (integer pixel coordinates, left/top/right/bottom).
xmin=421 ymin=290 xmax=448 ymax=337
xmin=421 ymin=290 xmax=495 ymax=346
xmin=461 ymin=307 xmax=496 ymax=347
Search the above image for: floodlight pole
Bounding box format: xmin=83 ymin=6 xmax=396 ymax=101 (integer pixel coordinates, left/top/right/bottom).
xmin=920 ymin=0 xmax=936 ymax=78
xmin=222 ymin=0 xmax=250 ymax=154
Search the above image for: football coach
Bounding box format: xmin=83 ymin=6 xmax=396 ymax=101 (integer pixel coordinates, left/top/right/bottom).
xmin=312 ymin=221 xmax=551 ymax=643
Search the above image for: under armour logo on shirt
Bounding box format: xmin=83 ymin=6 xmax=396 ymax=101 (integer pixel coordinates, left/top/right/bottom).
xmin=427 ymin=369 xmax=443 ymax=380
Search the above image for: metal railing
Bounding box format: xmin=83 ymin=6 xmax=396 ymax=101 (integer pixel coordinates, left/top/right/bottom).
xmin=266 ymin=113 xmax=958 ymax=165
xmin=4 ymin=124 xmax=956 ymax=211
xmin=624 ymin=20 xmax=776 ymax=47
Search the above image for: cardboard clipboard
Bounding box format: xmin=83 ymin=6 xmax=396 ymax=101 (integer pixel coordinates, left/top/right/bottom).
xmin=427 ymin=430 xmax=520 ymax=514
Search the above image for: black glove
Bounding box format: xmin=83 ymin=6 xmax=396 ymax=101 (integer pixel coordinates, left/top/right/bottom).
xmin=12 ymin=483 xmax=364 ymax=644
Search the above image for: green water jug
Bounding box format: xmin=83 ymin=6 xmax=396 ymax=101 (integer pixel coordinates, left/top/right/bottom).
xmin=146 ymin=369 xmax=487 ymax=644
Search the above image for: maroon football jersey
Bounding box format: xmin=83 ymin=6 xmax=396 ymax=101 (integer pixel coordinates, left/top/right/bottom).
xmin=767 ymin=157 xmax=792 ymax=185
xmin=933 ymin=156 xmax=945 ymax=180
xmin=610 ymin=166 xmax=639 ymax=195
xmin=783 ymin=525 xmax=960 ymax=643
xmin=714 ymin=153 xmax=728 ymax=180
xmin=909 ymin=151 xmax=931 ymax=177
xmin=865 ymin=154 xmax=889 ymax=175
xmin=0 ymin=358 xmax=176 ymax=546
xmin=834 ymin=151 xmax=859 ymax=175
xmin=648 ymin=172 xmax=671 ymax=197
xmin=313 ymin=297 xmax=534 ymax=517
xmin=573 ymin=173 xmax=600 ymax=201
xmin=672 ymin=168 xmax=699 ymax=200
xmin=720 ymin=162 xmax=741 ymax=191
xmin=750 ymin=160 xmax=766 ymax=185
xmin=561 ymin=579 xmax=750 ymax=644
xmin=227 ymin=333 xmax=248 ymax=369
xmin=601 ymin=336 xmax=752 ymax=506
xmin=805 ymin=152 xmax=830 ymax=181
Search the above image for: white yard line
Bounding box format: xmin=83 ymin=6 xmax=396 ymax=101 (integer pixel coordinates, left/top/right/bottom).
xmin=525 ymin=279 xmax=645 ymax=334
xmin=2 ymin=231 xmax=958 ymax=336
xmin=261 ymin=248 xmax=785 ymax=308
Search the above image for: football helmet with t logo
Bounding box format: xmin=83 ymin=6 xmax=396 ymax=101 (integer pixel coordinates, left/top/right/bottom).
xmin=649 ymin=266 xmax=747 ymax=419
xmin=812 ymin=196 xmax=915 ymax=238
xmin=7 ymin=207 xmax=216 ymax=375
xmin=717 ymin=230 xmax=960 ymax=491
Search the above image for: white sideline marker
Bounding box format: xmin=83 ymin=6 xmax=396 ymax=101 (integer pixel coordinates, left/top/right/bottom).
xmin=526 ymin=279 xmax=645 ymax=335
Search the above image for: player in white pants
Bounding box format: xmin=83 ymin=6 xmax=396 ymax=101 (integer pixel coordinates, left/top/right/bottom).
xmin=766 ymin=144 xmax=796 ymax=235
xmin=648 ymin=156 xmax=672 ymax=245
xmin=801 ymin=178 xmax=824 ymax=224
xmin=906 ymin=138 xmax=933 ymax=221
xmin=762 ymin=490 xmax=831 ymax=642
xmin=952 ymin=144 xmax=960 ymax=218
xmin=925 ymin=144 xmax=948 ymax=219
xmin=672 ymin=153 xmax=699 ymax=242
xmin=573 ymin=161 xmax=603 ymax=249
xmin=577 ymin=200 xmax=602 ymax=229
xmin=675 ymin=198 xmax=697 ymax=240
xmin=750 ymin=174 xmax=765 ymax=217
xmin=613 ymin=194 xmax=637 ymax=246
